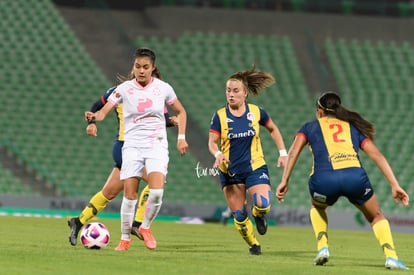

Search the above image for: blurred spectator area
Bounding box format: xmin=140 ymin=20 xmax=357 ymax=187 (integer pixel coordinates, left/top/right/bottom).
xmin=52 ymin=0 xmax=414 ymax=17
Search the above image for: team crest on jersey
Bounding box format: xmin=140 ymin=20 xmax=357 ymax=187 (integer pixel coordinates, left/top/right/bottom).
xmin=127 ymin=88 xmax=134 ymax=94
xmin=152 ymin=87 xmax=161 ymax=96
xmin=246 ymin=112 xmax=254 ymax=121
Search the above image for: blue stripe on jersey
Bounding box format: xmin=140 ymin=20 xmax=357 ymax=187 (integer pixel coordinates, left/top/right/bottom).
xmin=298 ymin=118 xmax=368 ymax=175
xmin=209 ymin=103 xmax=270 ymax=175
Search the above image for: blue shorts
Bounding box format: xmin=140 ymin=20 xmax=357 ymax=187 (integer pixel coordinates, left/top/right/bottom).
xmin=309 ymin=167 xmax=374 ymax=206
xmin=112 ymin=140 xmax=123 ymax=169
xmin=219 ymin=165 xmax=271 ymax=189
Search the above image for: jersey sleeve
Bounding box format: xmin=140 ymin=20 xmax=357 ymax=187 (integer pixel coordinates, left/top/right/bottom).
xmin=258 ymin=107 xmax=270 ymax=126
xmin=351 ymin=124 xmax=370 ymax=149
xmin=297 ymin=121 xmax=311 ymax=141
xmin=209 ymin=112 xmax=221 ymax=135
xmin=90 ymin=87 xmax=116 ymax=112
xmin=164 ymin=83 xmax=178 ymax=105
xmin=108 ymin=86 xmax=123 ymax=106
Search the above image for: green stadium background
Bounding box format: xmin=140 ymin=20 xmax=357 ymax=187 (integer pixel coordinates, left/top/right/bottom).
xmin=0 ymin=0 xmax=413 ymax=230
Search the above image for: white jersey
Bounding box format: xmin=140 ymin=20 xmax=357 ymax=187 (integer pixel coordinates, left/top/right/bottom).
xmin=108 ymin=77 xmax=177 ymax=148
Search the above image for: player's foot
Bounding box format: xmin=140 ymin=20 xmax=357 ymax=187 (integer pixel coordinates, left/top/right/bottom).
xmin=249 ymin=244 xmax=261 ymax=255
xmin=385 ymin=257 xmax=409 ymax=270
xmin=67 ymin=217 xmax=83 ymax=246
xmin=253 ymin=214 xmax=267 ymax=235
xmin=131 ymin=222 xmax=143 ymax=241
xmin=313 ymin=247 xmax=330 ymax=266
xmin=138 ymin=227 xmax=157 ymax=250
xmin=115 ymin=239 xmax=132 ymax=251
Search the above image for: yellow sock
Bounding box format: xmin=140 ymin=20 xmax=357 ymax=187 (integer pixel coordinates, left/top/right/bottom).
xmin=79 ymin=191 xmax=110 ymax=225
xmin=252 ymin=204 xmax=270 ymax=217
xmin=310 ymin=207 xmax=328 ymax=250
xmin=372 ymin=219 xmax=398 ymax=259
xmin=234 ymin=217 xmax=259 ymax=247
xmin=134 ymin=185 xmax=150 ymax=223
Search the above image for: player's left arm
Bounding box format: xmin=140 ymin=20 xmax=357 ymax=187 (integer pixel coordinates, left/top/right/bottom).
xmin=264 ymin=117 xmax=287 ymax=167
xmin=276 ymin=133 xmax=307 ymax=203
xmin=363 ymin=139 xmax=409 ymax=206
xmin=170 ymin=99 xmax=188 ymax=155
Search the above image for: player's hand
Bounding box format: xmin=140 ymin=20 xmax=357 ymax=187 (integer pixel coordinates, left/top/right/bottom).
xmin=177 ymin=139 xmax=188 ymax=156
xmin=275 ymin=181 xmax=289 ymax=203
xmin=85 ymin=111 xmax=96 ymax=122
xmin=392 ymin=186 xmax=409 ymax=206
xmin=169 ymin=116 xmax=179 ymax=126
xmin=213 ymin=152 xmax=229 ymax=169
xmin=277 ymin=155 xmax=287 ymax=168
xmin=86 ymin=123 xmax=97 ymax=137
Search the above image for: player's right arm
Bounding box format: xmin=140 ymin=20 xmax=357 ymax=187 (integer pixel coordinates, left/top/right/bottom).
xmin=85 ymin=102 xmax=113 ymax=122
xmin=275 ymin=133 xmax=307 ymax=203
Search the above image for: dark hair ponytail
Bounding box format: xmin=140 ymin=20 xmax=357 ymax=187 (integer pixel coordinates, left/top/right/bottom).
xmin=317 ymin=92 xmax=375 ymax=140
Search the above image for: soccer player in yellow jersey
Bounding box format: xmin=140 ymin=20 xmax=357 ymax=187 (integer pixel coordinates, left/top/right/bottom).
xmin=276 ymin=92 xmax=409 ymax=270
xmin=209 ymin=66 xmax=287 ymax=255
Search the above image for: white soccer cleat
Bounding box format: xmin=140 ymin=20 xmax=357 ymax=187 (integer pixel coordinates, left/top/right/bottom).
xmin=385 ymin=257 xmax=409 ymax=270
xmin=313 ymin=247 xmax=330 ymax=266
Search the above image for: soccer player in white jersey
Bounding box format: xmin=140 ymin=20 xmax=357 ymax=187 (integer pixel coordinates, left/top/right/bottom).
xmin=85 ymin=48 xmax=188 ymax=251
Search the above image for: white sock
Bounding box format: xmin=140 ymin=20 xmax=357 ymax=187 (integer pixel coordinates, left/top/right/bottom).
xmin=141 ymin=189 xmax=164 ymax=229
xmin=120 ymin=197 xmax=137 ymax=240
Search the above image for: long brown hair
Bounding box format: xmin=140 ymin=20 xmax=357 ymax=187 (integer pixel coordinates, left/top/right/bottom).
xmin=117 ymin=47 xmax=162 ymax=83
xmin=228 ymin=65 xmax=275 ymax=96
xmin=317 ymin=91 xmax=375 ymax=140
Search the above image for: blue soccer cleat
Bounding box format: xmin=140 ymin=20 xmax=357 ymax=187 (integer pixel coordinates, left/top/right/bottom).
xmin=385 ymin=257 xmax=409 ymax=270
xmin=313 ymin=247 xmax=330 ymax=266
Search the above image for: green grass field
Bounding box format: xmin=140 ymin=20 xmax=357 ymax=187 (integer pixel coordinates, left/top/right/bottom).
xmin=0 ymin=216 xmax=412 ymax=274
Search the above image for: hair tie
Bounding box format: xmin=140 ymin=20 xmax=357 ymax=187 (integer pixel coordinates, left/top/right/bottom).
xmin=317 ymin=100 xmax=335 ymax=112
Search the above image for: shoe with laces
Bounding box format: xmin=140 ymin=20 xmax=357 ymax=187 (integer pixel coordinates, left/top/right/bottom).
xmin=67 ymin=217 xmax=83 ymax=246
xmin=115 ymin=239 xmax=132 ymax=251
xmin=138 ymin=227 xmax=157 ymax=250
xmin=253 ymin=214 xmax=268 ymax=235
xmin=249 ymin=244 xmax=261 ymax=255
xmin=385 ymin=257 xmax=409 ymax=270
xmin=313 ymin=247 xmax=330 ymax=266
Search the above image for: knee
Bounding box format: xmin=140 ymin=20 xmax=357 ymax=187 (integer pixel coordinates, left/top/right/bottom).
xmin=232 ymin=205 xmax=248 ymax=222
xmin=252 ymin=190 xmax=272 ymax=209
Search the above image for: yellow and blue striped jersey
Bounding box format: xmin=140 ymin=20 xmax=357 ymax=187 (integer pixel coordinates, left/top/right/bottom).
xmin=209 ymin=103 xmax=271 ymax=175
xmin=297 ymin=117 xmax=369 ymax=175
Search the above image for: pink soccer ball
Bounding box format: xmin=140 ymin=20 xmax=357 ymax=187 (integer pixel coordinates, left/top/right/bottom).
xmin=80 ymin=222 xmax=110 ymax=249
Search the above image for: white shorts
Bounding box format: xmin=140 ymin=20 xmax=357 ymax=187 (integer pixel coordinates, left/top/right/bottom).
xmin=120 ymin=145 xmax=169 ymax=180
